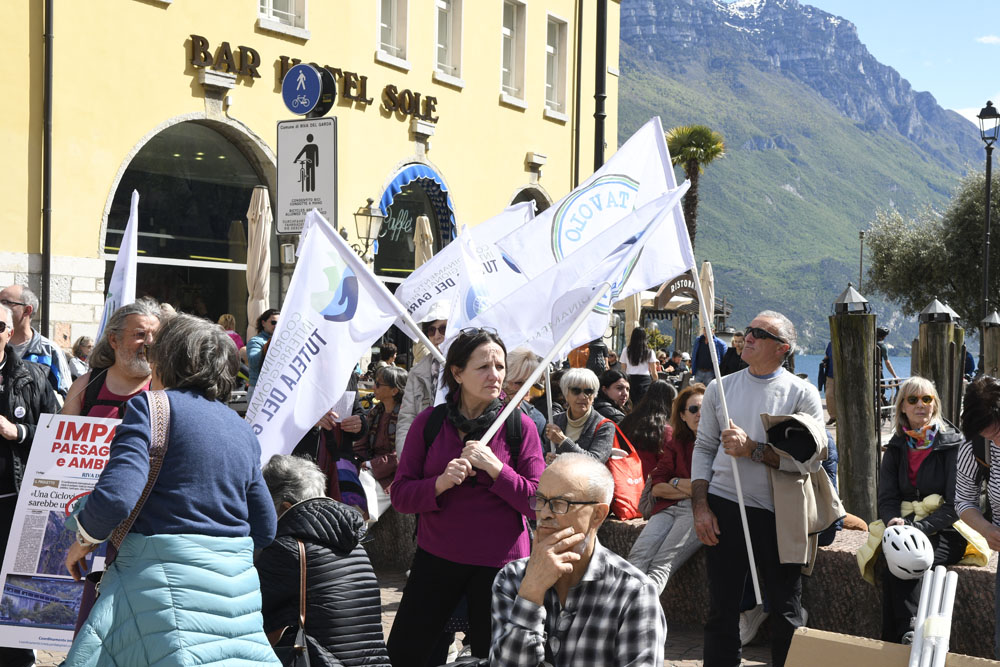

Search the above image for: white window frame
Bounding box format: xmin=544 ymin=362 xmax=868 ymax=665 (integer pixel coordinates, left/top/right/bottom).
xmin=433 ymin=0 xmax=465 ymax=89
xmin=376 ymin=0 xmax=411 ymax=71
xmin=544 ymin=14 xmax=568 ymax=120
xmin=499 ymin=0 xmax=527 ymax=106
xmin=257 ymin=0 xmax=310 ymax=40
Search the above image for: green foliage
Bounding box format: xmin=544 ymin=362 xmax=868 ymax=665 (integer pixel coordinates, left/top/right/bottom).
xmin=866 ymin=171 xmax=1000 ymax=333
xmin=618 ymin=41 xmax=972 ymax=350
xmin=665 ymin=124 xmax=726 ymax=249
xmin=646 ymin=327 xmax=673 ymax=352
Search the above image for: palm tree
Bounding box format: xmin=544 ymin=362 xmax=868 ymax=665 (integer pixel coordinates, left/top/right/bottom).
xmin=666 ymin=125 xmax=726 ymax=249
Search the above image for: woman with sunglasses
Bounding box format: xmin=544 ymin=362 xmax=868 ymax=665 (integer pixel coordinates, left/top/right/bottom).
xmin=876 ymin=376 xmax=969 ymax=643
xmin=246 ymin=308 xmax=279 ymax=398
xmin=544 ymin=368 xmax=615 ymax=464
xmin=388 ymin=328 xmax=545 ymax=665
xmin=627 ymin=383 xmax=706 ymax=593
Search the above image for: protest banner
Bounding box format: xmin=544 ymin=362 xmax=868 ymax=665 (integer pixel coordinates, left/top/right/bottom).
xmin=394 ymin=201 xmax=534 ymax=323
xmin=246 ymin=210 xmax=442 ymax=465
xmin=0 ymin=414 xmax=119 ymax=651
xmin=97 ymin=190 xmax=139 ymax=339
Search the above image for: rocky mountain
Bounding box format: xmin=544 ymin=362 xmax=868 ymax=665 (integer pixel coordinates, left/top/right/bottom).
xmin=618 ymin=0 xmax=981 ymax=352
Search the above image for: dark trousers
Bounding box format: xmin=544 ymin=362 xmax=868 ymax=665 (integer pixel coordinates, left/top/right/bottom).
xmin=881 ymin=528 xmax=966 ymax=642
xmin=628 ymin=374 xmax=652 ymax=404
xmin=0 ymin=496 xmax=33 ymax=667
xmin=387 ymin=547 xmax=500 ymax=667
xmin=704 ymin=494 xmax=804 ymax=667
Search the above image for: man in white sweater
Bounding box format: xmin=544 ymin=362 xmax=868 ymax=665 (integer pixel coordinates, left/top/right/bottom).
xmin=691 ymin=310 xmax=822 ymax=667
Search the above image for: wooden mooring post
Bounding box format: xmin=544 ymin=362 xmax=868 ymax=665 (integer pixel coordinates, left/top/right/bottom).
xmin=983 ymin=311 xmax=1000 ymax=377
xmin=916 ymin=298 xmax=964 ymax=424
xmin=830 ymin=285 xmax=878 ymax=523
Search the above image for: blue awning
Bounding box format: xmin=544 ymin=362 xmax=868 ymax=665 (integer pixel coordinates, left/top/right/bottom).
xmin=378 ymin=163 xmax=456 ymax=242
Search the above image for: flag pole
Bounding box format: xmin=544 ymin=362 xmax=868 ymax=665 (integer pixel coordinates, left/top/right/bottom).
xmin=478 ymin=282 xmax=613 ymax=445
xmin=544 ymin=366 xmax=555 ymax=453
xmin=690 ymin=267 xmax=762 ymax=604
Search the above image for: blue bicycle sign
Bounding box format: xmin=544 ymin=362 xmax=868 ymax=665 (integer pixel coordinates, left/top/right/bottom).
xmin=281 ymin=64 xmax=322 ymax=115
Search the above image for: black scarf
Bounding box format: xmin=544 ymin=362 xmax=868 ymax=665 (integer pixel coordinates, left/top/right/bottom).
xmin=445 ymin=393 xmax=504 ymax=442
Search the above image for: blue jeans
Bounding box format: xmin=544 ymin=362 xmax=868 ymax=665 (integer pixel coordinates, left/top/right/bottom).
xmin=695 ymin=369 xmax=715 ymax=386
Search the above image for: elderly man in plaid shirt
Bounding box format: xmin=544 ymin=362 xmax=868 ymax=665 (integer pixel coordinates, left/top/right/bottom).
xmin=490 ymin=453 xmax=666 ymax=666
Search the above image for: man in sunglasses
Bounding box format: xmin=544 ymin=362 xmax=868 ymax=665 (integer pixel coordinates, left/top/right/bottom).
xmin=0 ymin=304 xmax=59 ymax=667
xmin=0 ymin=284 xmax=72 ymax=400
xmin=491 ymin=453 xmax=666 ymax=666
xmin=690 ymin=311 xmax=823 ymax=667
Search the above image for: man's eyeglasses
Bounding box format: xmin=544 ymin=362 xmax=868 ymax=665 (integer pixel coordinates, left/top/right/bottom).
xmin=529 ymin=495 xmax=601 ymax=515
xmin=425 ymin=324 xmax=447 ymax=336
xmin=744 ymin=326 xmax=787 ymax=345
xmin=686 ymin=404 xmax=700 ymax=414
xmin=0 ymin=299 xmax=25 ymax=308
xmin=905 ymin=395 xmax=934 ymax=406
xmin=568 ymin=387 xmax=595 ymax=397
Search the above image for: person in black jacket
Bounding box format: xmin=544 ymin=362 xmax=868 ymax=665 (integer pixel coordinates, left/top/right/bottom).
xmin=0 ymin=304 xmax=58 ymax=667
xmin=719 ymin=330 xmax=749 ymax=376
xmin=877 ymin=377 xmax=968 ymax=643
xmin=594 ymin=370 xmax=630 ymax=424
xmin=257 ymin=455 xmax=391 ymax=667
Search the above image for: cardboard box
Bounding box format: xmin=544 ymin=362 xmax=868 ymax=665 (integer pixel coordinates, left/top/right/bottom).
xmin=787 ymin=628 xmax=1000 ymax=666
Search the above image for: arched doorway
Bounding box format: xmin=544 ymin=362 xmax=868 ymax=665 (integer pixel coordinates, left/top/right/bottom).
xmin=375 ymin=163 xmax=456 ymax=281
xmin=103 ymin=121 xmax=278 ymax=329
xmin=510 ymin=185 xmax=552 ymax=213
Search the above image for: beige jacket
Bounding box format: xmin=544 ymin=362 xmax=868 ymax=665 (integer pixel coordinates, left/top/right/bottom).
xmin=761 ymin=412 xmax=845 ymax=574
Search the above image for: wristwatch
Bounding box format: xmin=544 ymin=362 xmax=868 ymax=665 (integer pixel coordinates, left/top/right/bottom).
xmin=750 ymin=440 xmax=768 ymax=463
xmin=670 ymin=477 xmax=680 ymax=488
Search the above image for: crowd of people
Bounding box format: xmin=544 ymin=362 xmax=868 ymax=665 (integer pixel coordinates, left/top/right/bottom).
xmin=3 ymin=281 xmax=1000 ymax=666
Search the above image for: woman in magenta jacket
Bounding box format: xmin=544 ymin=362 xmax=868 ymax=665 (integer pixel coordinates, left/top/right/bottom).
xmin=387 ymin=328 xmax=545 ymax=666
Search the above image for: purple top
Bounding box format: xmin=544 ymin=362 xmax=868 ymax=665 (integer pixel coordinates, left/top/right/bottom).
xmin=226 ymin=330 xmax=245 ymax=349
xmin=392 ymin=407 xmax=545 ymax=568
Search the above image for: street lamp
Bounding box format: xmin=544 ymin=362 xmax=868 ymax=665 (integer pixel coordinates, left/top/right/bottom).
xmin=977 ymin=101 xmax=1000 ymax=374
xmin=353 ymin=197 xmax=386 ymax=258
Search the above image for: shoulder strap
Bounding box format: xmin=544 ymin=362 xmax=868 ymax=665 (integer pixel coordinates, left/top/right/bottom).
xmin=595 ymin=417 xmax=635 ymax=456
xmin=504 ymin=409 xmax=523 ymax=469
xmin=422 ymin=404 xmax=449 ymax=451
xmin=296 ymin=539 xmax=307 ymax=629
xmin=81 ymin=368 xmax=108 ymax=415
xmin=973 ymin=435 xmax=992 ymax=482
xmin=109 ymin=390 xmax=171 ymax=549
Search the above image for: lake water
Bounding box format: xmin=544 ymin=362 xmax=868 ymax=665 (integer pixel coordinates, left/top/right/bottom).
xmin=793 ymin=353 xmax=911 ymax=397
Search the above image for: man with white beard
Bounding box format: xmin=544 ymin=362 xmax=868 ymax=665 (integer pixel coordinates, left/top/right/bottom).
xmin=61 ymin=299 xmax=164 ymax=418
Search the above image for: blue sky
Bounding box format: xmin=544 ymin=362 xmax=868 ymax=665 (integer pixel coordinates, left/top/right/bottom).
xmin=800 ymin=0 xmax=993 ymax=126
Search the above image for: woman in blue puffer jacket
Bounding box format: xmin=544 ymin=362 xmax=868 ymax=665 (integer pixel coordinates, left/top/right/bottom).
xmin=62 ymin=313 xmax=280 ymax=666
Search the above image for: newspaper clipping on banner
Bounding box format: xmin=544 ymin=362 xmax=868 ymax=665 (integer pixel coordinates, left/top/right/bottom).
xmin=0 ymin=414 xmax=119 ymax=651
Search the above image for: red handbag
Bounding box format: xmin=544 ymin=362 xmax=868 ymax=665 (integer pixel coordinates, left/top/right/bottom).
xmin=597 ymin=418 xmax=645 ymax=520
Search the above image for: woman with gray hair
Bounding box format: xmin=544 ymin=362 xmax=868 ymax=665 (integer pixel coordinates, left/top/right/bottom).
xmin=503 ymin=346 xmax=546 ymax=437
xmin=62 ymin=298 xmax=164 ymax=418
xmin=544 ymin=367 xmax=615 ymax=464
xmin=62 ymin=313 xmax=279 ymax=665
xmin=256 ymin=455 xmax=391 ymax=666
xmin=341 ymin=365 xmax=407 ymax=518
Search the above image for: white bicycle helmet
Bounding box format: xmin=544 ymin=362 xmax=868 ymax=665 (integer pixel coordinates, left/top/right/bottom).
xmin=882 ymin=524 xmax=934 ymax=580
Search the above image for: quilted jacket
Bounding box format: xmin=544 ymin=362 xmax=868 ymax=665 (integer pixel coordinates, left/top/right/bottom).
xmin=63 ymin=533 xmax=280 ymax=666
xmin=255 ymin=497 xmax=391 ymax=667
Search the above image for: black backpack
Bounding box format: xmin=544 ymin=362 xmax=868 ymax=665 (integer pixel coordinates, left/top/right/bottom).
xmin=80 ymin=369 xmax=130 ymax=418
xmin=421 ymin=403 xmax=524 ymax=469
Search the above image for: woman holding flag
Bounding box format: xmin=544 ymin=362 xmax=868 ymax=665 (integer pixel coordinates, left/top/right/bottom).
xmin=387 ymin=328 xmax=545 ymax=665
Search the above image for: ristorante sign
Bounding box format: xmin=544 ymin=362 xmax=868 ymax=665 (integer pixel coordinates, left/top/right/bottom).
xmin=189 ymin=34 xmax=440 ymax=122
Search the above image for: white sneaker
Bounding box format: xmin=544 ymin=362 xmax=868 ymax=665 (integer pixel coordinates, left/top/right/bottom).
xmin=739 ymin=604 xmax=769 ymax=646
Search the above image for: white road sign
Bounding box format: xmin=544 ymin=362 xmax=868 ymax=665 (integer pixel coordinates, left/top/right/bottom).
xmin=277 ymin=117 xmax=337 ymax=234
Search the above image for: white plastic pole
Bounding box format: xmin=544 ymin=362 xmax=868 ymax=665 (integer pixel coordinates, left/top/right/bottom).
xmin=478 ymin=282 xmax=613 ymax=445
xmin=909 ymin=569 xmax=935 ymax=667
xmin=920 ymin=566 xmax=948 ymax=667
xmin=930 ymin=571 xmax=959 ymax=667
xmin=544 ymin=366 xmax=555 ymax=453
xmin=689 ymin=267 xmax=762 ymax=604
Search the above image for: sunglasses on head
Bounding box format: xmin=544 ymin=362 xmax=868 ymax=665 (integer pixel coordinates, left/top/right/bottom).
xmin=425 ymin=324 xmax=447 ymax=336
xmin=569 ymin=387 xmax=595 ymax=397
xmin=744 ymin=326 xmax=787 ymax=345
xmin=686 ymin=404 xmax=700 ymax=414
xmin=459 ymin=326 xmax=499 ymax=337
xmin=905 ymin=395 xmax=934 ymax=406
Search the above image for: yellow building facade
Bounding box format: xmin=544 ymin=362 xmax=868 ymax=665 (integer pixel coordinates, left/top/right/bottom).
xmin=1 ymin=0 xmax=620 ymax=347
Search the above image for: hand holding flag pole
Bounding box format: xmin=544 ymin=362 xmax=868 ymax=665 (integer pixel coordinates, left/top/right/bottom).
xmin=690 ymin=267 xmax=762 ymax=604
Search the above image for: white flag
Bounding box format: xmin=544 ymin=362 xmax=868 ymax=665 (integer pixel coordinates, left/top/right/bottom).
xmin=497 ymin=117 xmax=687 ymax=298
xmin=246 ymin=210 xmax=410 ymax=464
xmin=97 ymin=190 xmax=139 ymax=338
xmin=394 ymin=202 xmax=534 ymax=322
xmin=451 ymin=187 xmax=692 ymax=357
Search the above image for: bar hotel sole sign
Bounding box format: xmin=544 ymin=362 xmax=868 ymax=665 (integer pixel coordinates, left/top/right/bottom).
xmin=189 ymin=35 xmax=441 ymax=123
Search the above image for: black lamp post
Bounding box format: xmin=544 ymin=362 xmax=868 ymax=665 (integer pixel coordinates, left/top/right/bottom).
xmin=977 ymin=101 xmax=1000 ymax=374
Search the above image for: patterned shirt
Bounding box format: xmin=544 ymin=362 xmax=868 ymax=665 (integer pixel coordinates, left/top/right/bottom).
xmin=955 ymin=436 xmax=1000 ymax=526
xmin=490 ymin=540 xmax=666 ymax=666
